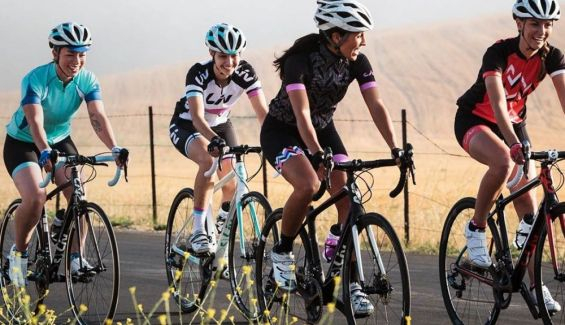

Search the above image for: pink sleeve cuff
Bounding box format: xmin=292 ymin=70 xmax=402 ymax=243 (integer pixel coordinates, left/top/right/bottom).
xmin=360 ymin=81 xmax=377 ymax=91
xmin=247 ymin=89 xmax=261 ymax=98
xmin=285 ymin=83 xmax=306 ymax=92
xmin=482 ymin=71 xmax=501 ymax=79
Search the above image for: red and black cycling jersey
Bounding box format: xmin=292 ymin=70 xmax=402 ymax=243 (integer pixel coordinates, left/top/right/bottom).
xmin=457 ymin=36 xmax=565 ymax=124
xmin=268 ymin=44 xmax=376 ymax=130
xmin=173 ymin=59 xmax=262 ymax=127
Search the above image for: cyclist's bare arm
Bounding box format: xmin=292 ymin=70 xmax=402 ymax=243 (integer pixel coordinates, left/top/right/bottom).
xmin=187 ymin=96 xmax=217 ymax=141
xmin=485 ymin=75 xmax=520 ymax=146
xmin=551 ymin=72 xmax=565 ymax=114
xmin=288 ymin=89 xmax=322 ymax=154
xmin=248 ymin=89 xmax=268 ymax=125
xmin=86 ymin=100 xmax=118 ymax=149
xmin=361 ymin=86 xmax=398 ymax=150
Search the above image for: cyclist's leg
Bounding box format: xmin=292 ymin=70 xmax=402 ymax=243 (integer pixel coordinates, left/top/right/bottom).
xmin=318 ymin=122 xmax=349 ymax=225
xmin=456 ymin=112 xmax=512 ymax=268
xmin=214 ymin=120 xmax=238 ymax=206
xmin=171 ymin=119 xmax=215 ymax=252
xmin=318 ymin=123 xmax=349 ymax=261
xmin=4 ymin=136 xmax=46 ymax=253
xmin=12 ymin=167 xmax=46 ymax=252
xmin=467 ymin=130 xmax=512 ymax=226
xmin=260 ymin=115 xmax=318 ymax=289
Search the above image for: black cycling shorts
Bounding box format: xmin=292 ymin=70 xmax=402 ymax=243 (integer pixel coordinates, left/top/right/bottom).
xmin=454 ymin=108 xmax=530 ymax=152
xmin=260 ymin=114 xmax=348 ymax=171
xmin=169 ymin=117 xmax=239 ymax=158
xmin=3 ymin=135 xmax=78 ymax=178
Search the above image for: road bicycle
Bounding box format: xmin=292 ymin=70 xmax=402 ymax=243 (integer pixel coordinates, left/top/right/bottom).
xmin=0 ymin=150 xmax=128 ymax=324
xmin=439 ymin=147 xmax=565 ymax=324
xmin=255 ymin=144 xmax=415 ymax=324
xmin=165 ymin=144 xmax=272 ymax=320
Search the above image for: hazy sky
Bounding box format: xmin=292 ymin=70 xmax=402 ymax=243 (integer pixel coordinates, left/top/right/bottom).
xmin=0 ymin=0 xmax=519 ymax=91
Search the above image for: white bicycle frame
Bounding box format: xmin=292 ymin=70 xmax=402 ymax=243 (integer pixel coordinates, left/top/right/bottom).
xmin=173 ymin=154 xmax=263 ymax=271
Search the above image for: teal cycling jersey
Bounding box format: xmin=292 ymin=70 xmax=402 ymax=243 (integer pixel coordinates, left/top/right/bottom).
xmin=6 ymin=62 xmax=102 ymax=144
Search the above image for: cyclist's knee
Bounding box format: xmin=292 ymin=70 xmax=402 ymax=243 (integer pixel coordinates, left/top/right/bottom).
xmin=22 ymin=193 xmax=46 ymax=211
xmin=197 ymin=156 xmax=215 ymax=175
xmin=292 ymin=178 xmax=319 ymax=198
xmin=489 ymin=156 xmax=512 ymax=180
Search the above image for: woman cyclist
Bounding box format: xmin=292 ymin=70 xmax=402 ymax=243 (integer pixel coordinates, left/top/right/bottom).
xmin=455 ymin=0 xmax=565 ymax=313
xmin=169 ymin=23 xmax=267 ymax=255
xmin=3 ymin=22 xmax=126 ymax=287
xmin=260 ymin=0 xmax=402 ymax=317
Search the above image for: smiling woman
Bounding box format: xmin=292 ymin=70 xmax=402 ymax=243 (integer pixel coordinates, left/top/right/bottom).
xmin=167 ymin=23 xmax=268 ymax=257
xmin=2 ymin=21 xmax=128 ymax=289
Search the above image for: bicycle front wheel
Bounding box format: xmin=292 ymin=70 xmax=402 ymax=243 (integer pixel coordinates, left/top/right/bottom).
xmin=65 ymin=202 xmax=119 ymax=325
xmin=342 ymin=212 xmax=410 ymax=324
xmin=438 ymin=197 xmax=500 ymax=325
xmin=0 ymin=199 xmax=49 ymax=322
xmin=165 ymin=188 xmax=207 ymax=313
xmin=227 ymin=191 xmax=272 ymax=320
xmin=534 ymin=202 xmax=565 ymax=324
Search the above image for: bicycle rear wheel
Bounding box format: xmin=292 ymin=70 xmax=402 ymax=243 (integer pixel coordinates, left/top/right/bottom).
xmin=65 ymin=202 xmax=119 ymax=324
xmin=439 ymin=197 xmax=501 ymax=325
xmin=342 ymin=212 xmax=410 ymax=324
xmin=0 ymin=199 xmax=50 ymax=323
xmin=165 ymin=188 xmax=207 ymax=313
xmin=256 ymin=208 xmax=324 ymax=324
xmin=227 ymin=191 xmax=271 ymax=320
xmin=534 ymin=202 xmax=565 ymax=324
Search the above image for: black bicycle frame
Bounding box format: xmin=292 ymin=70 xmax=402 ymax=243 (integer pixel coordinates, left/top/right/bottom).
xmin=468 ymin=160 xmax=560 ymax=292
xmin=300 ymin=168 xmax=366 ymax=298
xmin=39 ymin=164 xmax=88 ymax=282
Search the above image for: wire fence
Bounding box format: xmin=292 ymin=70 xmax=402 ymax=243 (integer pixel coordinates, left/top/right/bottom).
xmin=0 ymin=106 xmax=489 ymax=248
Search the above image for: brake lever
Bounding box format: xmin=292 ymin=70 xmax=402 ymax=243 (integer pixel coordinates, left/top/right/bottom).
xmin=323 ymin=147 xmax=334 ymax=189
xmin=522 ymin=140 xmax=531 ymax=179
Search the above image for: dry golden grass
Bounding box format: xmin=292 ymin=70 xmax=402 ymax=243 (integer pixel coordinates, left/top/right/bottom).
xmin=2 ymin=14 xmax=565 ymax=251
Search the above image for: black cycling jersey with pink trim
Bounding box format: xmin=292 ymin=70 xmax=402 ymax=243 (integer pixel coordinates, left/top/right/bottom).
xmin=268 ymin=44 xmax=376 ymax=130
xmin=457 ymin=36 xmax=565 ymax=124
xmin=173 ymin=59 xmax=262 ymax=127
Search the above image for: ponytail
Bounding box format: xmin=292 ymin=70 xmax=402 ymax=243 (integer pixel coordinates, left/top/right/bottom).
xmin=273 ymin=33 xmax=320 ymax=79
xmin=273 ymin=28 xmax=348 ymax=79
xmin=537 ymin=42 xmax=550 ymax=81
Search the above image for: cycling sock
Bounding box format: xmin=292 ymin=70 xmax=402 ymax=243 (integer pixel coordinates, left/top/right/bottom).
xmin=329 ymin=223 xmax=342 ymax=236
xmin=70 ymin=252 xmax=81 ymax=260
xmin=273 ymin=234 xmax=295 ymax=254
xmin=469 ymin=219 xmax=486 ymax=232
xmin=220 ymin=201 xmax=230 ymax=213
xmin=523 ymin=213 xmax=534 ymax=225
xmin=192 ymin=208 xmax=206 ymax=232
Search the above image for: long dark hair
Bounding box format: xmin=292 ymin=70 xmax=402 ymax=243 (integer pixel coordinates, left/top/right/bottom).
xmin=273 ymin=28 xmax=348 ymax=79
xmin=537 ymin=42 xmax=550 ymax=81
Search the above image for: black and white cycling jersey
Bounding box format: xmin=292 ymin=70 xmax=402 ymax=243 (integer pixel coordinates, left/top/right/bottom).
xmin=173 ymin=59 xmax=262 ymax=127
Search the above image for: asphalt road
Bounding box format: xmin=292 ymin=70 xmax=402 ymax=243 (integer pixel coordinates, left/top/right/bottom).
xmin=6 ymin=230 xmax=545 ymax=324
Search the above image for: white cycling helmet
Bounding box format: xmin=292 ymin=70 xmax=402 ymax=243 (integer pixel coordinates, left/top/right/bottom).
xmin=48 ymin=22 xmax=92 ymax=52
xmin=314 ymin=0 xmax=374 ymax=32
xmin=205 ymin=23 xmax=247 ymax=55
xmin=513 ymin=0 xmax=560 ymax=20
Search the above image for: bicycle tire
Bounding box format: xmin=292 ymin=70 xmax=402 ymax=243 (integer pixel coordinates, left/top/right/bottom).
xmin=342 ymin=212 xmax=411 ymax=324
xmin=534 ymin=202 xmax=565 ymax=324
xmin=65 ymin=202 xmax=119 ymax=324
xmin=438 ymin=197 xmax=501 ymax=324
xmin=165 ymin=188 xmax=207 ymax=313
xmin=0 ymin=199 xmax=49 ymax=323
xmin=227 ymin=191 xmax=272 ymax=320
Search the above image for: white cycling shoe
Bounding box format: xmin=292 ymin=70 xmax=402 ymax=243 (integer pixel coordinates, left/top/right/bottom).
xmin=464 ymin=221 xmax=492 ymax=269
